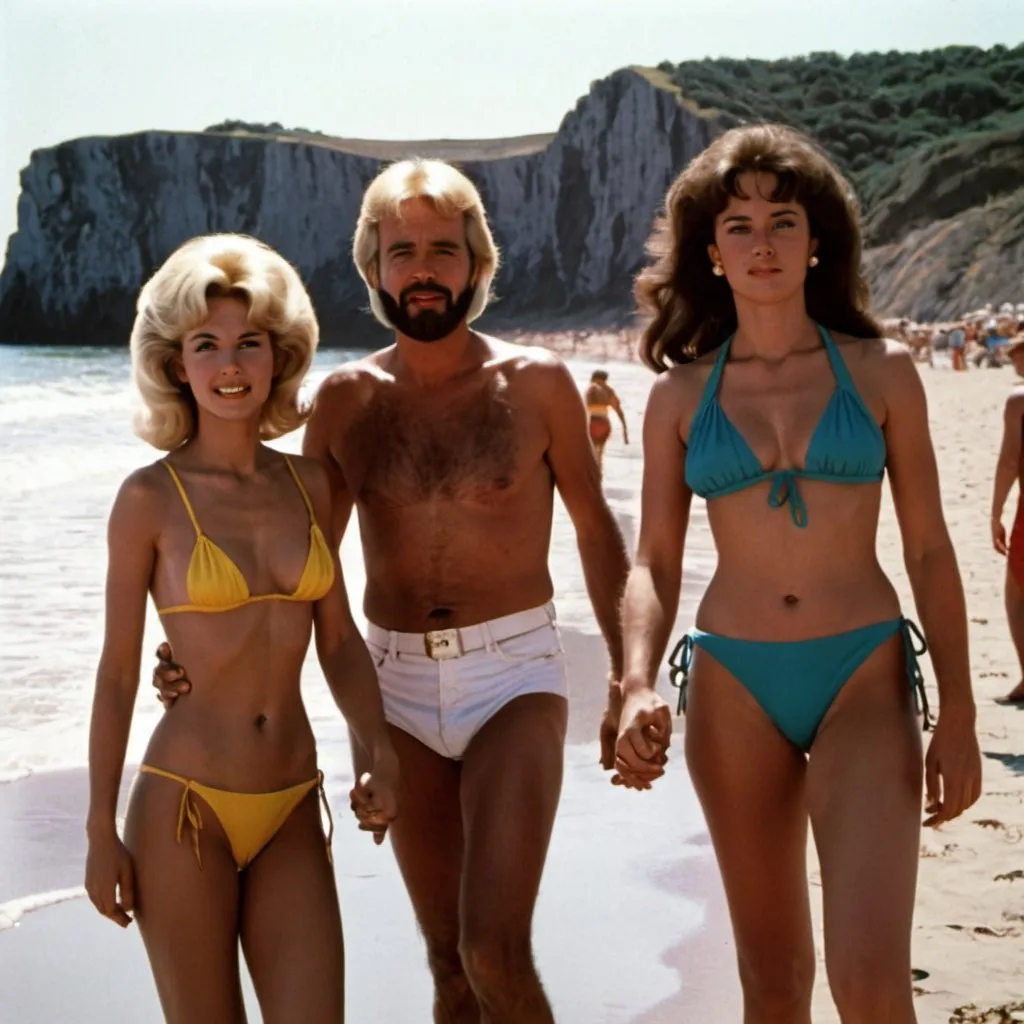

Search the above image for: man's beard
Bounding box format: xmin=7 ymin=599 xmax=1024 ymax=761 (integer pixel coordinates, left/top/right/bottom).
xmin=377 ymin=281 xmax=476 ymax=343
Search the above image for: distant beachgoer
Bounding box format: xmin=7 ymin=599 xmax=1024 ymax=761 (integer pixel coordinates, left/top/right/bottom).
xmin=948 ymin=322 xmax=967 ymax=372
xmin=85 ymin=234 xmax=398 ymax=1022
xmin=585 ymin=369 xmax=629 ymax=474
xmin=616 ymin=124 xmax=981 ymax=1022
xmin=990 ymin=338 xmax=1024 ymax=705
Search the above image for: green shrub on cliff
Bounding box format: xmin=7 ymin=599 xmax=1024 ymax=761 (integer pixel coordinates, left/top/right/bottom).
xmin=660 ymin=44 xmax=1024 ymax=207
xmin=655 ymin=43 xmax=1024 ymax=241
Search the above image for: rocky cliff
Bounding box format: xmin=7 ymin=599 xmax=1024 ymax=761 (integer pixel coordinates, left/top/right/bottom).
xmin=0 ymin=68 xmax=723 ymax=345
xmin=863 ymin=188 xmax=1024 ymax=322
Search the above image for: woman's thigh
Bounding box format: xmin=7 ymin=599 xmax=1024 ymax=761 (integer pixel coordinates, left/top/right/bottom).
xmin=239 ymin=787 xmax=344 ymax=1024
xmin=124 ymin=772 xmax=246 ymax=1024
xmin=808 ymin=632 xmax=923 ymax=993
xmin=684 ymin=649 xmax=815 ymax=992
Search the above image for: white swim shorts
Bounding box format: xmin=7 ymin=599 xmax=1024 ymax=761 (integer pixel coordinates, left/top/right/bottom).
xmin=365 ymin=602 xmax=568 ymax=760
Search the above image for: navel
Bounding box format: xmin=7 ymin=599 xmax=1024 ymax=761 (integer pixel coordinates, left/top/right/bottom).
xmin=782 ymin=594 xmax=801 ymax=608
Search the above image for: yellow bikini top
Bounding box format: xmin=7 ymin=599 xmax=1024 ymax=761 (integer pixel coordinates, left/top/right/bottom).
xmin=158 ymin=456 xmax=335 ymax=615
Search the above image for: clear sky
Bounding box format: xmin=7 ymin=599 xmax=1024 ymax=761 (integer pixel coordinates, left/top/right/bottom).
xmin=2 ymin=0 xmax=1022 ymax=252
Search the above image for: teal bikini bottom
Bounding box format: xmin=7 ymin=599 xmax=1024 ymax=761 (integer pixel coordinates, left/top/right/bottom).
xmin=669 ymin=618 xmax=932 ymax=752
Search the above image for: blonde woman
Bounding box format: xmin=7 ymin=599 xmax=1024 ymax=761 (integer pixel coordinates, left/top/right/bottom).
xmin=616 ymin=126 xmax=981 ymax=1022
xmin=85 ymin=234 xmax=398 ymax=1023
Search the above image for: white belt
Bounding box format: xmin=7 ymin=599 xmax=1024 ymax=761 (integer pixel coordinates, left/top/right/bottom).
xmin=366 ymin=603 xmax=556 ymax=661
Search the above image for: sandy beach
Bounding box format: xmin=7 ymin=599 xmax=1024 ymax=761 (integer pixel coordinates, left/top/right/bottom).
xmin=1 ymin=348 xmax=1022 ymax=1021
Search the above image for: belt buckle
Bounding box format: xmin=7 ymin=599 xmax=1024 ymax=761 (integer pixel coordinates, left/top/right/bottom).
xmin=424 ymin=628 xmax=462 ymax=661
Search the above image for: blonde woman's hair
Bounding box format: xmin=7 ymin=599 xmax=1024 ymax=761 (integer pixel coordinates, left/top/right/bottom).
xmin=130 ymin=234 xmax=319 ymax=450
xmin=352 ymin=158 xmax=500 ymax=329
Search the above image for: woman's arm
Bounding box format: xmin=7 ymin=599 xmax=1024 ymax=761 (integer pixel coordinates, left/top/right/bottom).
xmin=990 ymin=393 xmax=1024 ymax=555
xmin=621 ymin=375 xmax=692 ymax=695
xmin=85 ymin=472 xmax=158 ymax=926
xmin=299 ymin=461 xmax=398 ymax=837
xmin=87 ymin=474 xmax=158 ymax=837
xmin=615 ymin=374 xmax=692 ymax=786
xmin=882 ymin=344 xmax=982 ymax=824
xmin=883 ymin=345 xmax=972 ymax=713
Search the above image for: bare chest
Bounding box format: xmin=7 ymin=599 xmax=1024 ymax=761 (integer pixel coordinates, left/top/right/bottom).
xmin=342 ymin=380 xmax=534 ymax=506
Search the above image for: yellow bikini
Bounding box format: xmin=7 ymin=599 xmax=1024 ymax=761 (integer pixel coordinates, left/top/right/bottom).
xmin=157 ymin=455 xmax=334 ymax=615
xmin=139 ymin=766 xmax=334 ymax=870
xmin=143 ymin=455 xmax=336 ymax=869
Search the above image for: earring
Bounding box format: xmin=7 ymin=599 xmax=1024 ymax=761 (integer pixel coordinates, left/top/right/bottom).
xmin=711 ymin=262 xmax=725 ymax=277
xmin=809 ymin=256 xmax=819 ymax=267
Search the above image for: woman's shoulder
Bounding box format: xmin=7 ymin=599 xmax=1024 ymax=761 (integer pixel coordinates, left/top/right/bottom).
xmin=108 ymin=460 xmax=174 ymax=533
xmin=831 ymin=332 xmax=919 ymax=379
xmin=283 ymin=452 xmax=331 ymax=509
xmin=118 ymin=459 xmax=175 ymax=500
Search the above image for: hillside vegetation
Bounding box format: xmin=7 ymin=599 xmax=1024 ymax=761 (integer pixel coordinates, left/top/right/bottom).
xmin=657 ymin=44 xmax=1024 ymax=242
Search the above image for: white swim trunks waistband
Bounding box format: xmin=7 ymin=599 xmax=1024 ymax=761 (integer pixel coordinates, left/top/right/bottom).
xmin=366 ymin=602 xmax=556 ymax=660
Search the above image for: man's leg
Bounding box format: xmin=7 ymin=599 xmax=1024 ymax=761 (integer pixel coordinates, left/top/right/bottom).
xmin=458 ymin=693 xmax=567 ymax=1024
xmin=372 ymin=726 xmax=478 ymax=1023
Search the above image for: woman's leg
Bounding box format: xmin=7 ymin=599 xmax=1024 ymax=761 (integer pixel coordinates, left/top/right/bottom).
xmin=124 ymin=772 xmax=246 ymax=1024
xmin=684 ymin=648 xmax=815 ymax=1024
xmin=239 ymin=785 xmax=344 ymax=1023
xmin=808 ymin=633 xmax=923 ymax=1024
xmin=1002 ymin=562 xmax=1024 ymax=701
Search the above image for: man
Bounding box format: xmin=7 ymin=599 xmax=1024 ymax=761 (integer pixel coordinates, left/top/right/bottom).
xmin=991 ymin=338 xmax=1024 ymax=705
xmin=156 ymin=159 xmax=657 ymax=1022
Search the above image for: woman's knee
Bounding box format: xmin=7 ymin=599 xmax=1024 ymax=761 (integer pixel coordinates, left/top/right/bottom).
xmin=828 ymin=954 xmax=914 ymax=1023
xmin=736 ymin=945 xmax=815 ymax=1020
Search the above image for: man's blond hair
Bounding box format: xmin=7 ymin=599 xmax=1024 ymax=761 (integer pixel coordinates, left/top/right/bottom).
xmin=353 ymin=159 xmax=500 ymax=329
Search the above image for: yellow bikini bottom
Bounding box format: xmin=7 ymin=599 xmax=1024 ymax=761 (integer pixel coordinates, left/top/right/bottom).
xmin=139 ymin=764 xmax=334 ymax=871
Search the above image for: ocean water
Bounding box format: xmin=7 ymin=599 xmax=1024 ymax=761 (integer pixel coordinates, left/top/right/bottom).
xmin=0 ymin=344 xmax=658 ymax=783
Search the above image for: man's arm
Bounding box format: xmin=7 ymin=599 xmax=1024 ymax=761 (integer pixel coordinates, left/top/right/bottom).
xmin=302 ymin=372 xmax=358 ymax=549
xmin=537 ymin=358 xmax=630 ymax=677
xmin=991 ymin=393 xmax=1024 ymax=555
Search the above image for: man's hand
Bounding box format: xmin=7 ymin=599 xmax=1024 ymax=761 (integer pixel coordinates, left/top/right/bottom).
xmin=613 ymin=687 xmax=672 ymax=791
xmin=152 ymin=642 xmax=191 ymax=708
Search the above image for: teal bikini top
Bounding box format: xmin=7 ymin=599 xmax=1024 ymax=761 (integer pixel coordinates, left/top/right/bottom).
xmin=684 ymin=324 xmax=886 ymax=527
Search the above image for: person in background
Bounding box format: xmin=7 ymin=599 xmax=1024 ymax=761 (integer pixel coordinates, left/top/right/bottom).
xmin=991 ymin=338 xmax=1024 ymax=705
xmin=585 ymin=369 xmax=629 ymax=475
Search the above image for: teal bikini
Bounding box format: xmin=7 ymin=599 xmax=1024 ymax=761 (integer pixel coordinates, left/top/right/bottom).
xmin=673 ymin=324 xmax=931 ymax=750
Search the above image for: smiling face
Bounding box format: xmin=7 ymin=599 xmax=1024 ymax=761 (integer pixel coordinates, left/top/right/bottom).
xmin=374 ymin=197 xmax=476 ymax=343
xmin=175 ymin=293 xmax=276 ymax=425
xmin=708 ymin=171 xmax=818 ymax=307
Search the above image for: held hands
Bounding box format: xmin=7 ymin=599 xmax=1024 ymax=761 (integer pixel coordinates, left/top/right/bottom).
xmin=85 ymin=830 xmax=135 ymax=928
xmin=924 ymin=704 xmax=983 ymax=827
xmin=601 ymin=680 xmax=672 ymax=790
xmin=350 ymin=751 xmax=400 ymax=845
